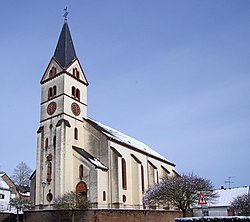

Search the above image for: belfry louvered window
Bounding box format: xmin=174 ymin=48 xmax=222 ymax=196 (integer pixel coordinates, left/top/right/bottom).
xmin=71 ymin=86 xmax=80 ymax=101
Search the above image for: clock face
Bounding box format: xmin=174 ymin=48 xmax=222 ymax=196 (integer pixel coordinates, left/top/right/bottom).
xmin=47 ymin=102 xmax=57 ymax=115
xmin=71 ymin=102 xmax=81 ymax=116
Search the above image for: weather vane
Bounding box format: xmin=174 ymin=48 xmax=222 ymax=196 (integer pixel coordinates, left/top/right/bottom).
xmin=64 ymin=7 xmax=69 ymax=22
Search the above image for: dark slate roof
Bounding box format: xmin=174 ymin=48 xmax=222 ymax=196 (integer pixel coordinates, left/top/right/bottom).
xmin=53 ymin=21 xmax=77 ymax=68
xmin=56 ymin=119 xmax=71 ymax=127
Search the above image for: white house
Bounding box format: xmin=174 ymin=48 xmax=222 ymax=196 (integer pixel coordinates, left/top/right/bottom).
xmin=31 ymin=17 xmax=178 ymax=209
xmin=193 ymin=186 xmax=250 ymax=216
xmin=0 ymin=173 xmax=18 ymax=212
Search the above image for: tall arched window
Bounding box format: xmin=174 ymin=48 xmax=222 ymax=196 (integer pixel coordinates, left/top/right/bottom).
xmin=53 ymin=136 xmax=56 ymax=149
xmin=73 ymin=68 xmax=80 ymax=79
xmin=121 ymin=158 xmax=127 ymax=190
xmin=76 ymin=89 xmax=80 ymax=100
xmin=141 ymin=165 xmax=145 ymax=193
xmin=72 ymin=86 xmax=75 ymax=97
xmin=48 ymin=86 xmax=57 ymax=100
xmin=53 ymin=86 xmax=57 ymax=96
xmin=103 ymin=191 xmax=106 ymax=201
xmin=49 ymin=67 xmax=57 ymax=78
xmin=156 ymin=170 xmax=159 ymax=184
xmin=74 ymin=128 xmax=78 ymax=140
xmin=79 ymin=164 xmax=83 ymax=179
xmin=47 ymin=162 xmax=52 ymax=183
xmin=76 ymin=70 xmax=80 ymax=79
xmin=45 ymin=138 xmax=48 ymax=149
xmin=71 ymin=86 xmax=80 ymax=101
xmin=48 ymin=88 xmax=53 ymax=99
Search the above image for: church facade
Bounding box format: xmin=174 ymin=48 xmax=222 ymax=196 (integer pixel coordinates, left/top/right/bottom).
xmin=32 ymin=19 xmax=177 ymax=209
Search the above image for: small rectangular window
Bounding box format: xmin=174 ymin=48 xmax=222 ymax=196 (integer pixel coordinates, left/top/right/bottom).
xmin=0 ymin=194 xmax=5 ymax=199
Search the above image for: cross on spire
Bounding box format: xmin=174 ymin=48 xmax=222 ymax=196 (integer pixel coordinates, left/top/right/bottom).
xmin=64 ymin=7 xmax=69 ymax=22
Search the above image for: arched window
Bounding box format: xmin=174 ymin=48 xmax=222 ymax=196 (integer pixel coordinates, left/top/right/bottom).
xmin=74 ymin=128 xmax=78 ymax=140
xmin=103 ymin=191 xmax=106 ymax=201
xmin=72 ymin=86 xmax=75 ymax=97
xmin=53 ymin=86 xmax=57 ymax=96
xmin=76 ymin=89 xmax=80 ymax=100
xmin=53 ymin=67 xmax=57 ymax=75
xmin=123 ymin=195 xmax=127 ymax=203
xmin=48 ymin=86 xmax=57 ymax=100
xmin=121 ymin=158 xmax=127 ymax=190
xmin=73 ymin=68 xmax=80 ymax=79
xmin=49 ymin=67 xmax=57 ymax=78
xmin=72 ymin=87 xmax=80 ymax=101
xmin=47 ymin=162 xmax=52 ymax=183
xmin=53 ymin=136 xmax=56 ymax=149
xmin=45 ymin=138 xmax=48 ymax=149
xmin=79 ymin=164 xmax=83 ymax=179
xmin=76 ymin=70 xmax=80 ymax=79
xmin=156 ymin=170 xmax=159 ymax=184
xmin=141 ymin=165 xmax=145 ymax=193
xmin=48 ymin=88 xmax=53 ymax=99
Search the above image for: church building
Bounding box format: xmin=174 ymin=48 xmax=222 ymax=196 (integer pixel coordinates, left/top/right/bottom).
xmin=32 ymin=17 xmax=177 ymax=209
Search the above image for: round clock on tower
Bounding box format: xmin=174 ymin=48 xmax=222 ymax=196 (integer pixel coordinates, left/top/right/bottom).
xmin=47 ymin=102 xmax=57 ymax=115
xmin=71 ymin=102 xmax=81 ymax=116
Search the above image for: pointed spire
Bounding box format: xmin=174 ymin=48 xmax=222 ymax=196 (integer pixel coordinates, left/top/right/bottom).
xmin=53 ymin=13 xmax=77 ymax=68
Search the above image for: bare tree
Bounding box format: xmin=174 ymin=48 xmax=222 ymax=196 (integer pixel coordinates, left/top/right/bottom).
xmin=54 ymin=191 xmax=89 ymax=210
xmin=143 ymin=173 xmax=217 ymax=217
xmin=54 ymin=191 xmax=89 ymax=222
xmin=11 ymin=162 xmax=32 ymax=187
xmin=231 ymin=194 xmax=250 ymax=216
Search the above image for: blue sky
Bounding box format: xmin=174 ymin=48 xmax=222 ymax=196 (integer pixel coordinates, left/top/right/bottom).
xmin=0 ymin=1 xmax=249 ymax=189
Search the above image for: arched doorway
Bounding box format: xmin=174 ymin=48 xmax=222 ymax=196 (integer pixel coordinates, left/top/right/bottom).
xmin=76 ymin=181 xmax=87 ymax=193
xmin=76 ymin=182 xmax=88 ymax=207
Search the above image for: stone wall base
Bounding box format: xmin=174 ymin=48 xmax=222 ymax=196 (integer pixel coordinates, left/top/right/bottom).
xmin=24 ymin=209 xmax=182 ymax=222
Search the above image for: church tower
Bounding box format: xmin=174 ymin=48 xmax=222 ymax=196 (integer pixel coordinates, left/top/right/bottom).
xmin=35 ymin=17 xmax=88 ymax=206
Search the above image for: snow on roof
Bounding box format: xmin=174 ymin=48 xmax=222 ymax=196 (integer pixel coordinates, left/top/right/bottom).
xmin=209 ymin=186 xmax=249 ymax=207
xmin=88 ymin=157 xmax=108 ymax=171
xmin=0 ymin=174 xmax=9 ymax=189
xmin=73 ymin=146 xmax=108 ymax=171
xmin=88 ymin=118 xmax=173 ymax=164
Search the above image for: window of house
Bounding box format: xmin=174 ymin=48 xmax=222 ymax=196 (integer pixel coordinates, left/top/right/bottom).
xmin=74 ymin=128 xmax=78 ymax=140
xmin=79 ymin=164 xmax=83 ymax=179
xmin=121 ymin=158 xmax=127 ymax=190
xmin=141 ymin=165 xmax=145 ymax=193
xmin=0 ymin=194 xmax=4 ymax=199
